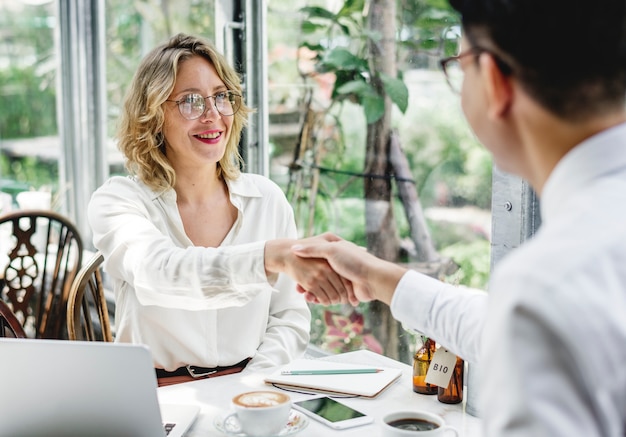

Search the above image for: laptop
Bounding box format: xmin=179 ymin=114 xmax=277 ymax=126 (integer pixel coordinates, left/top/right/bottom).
xmin=0 ymin=338 xmax=199 ymax=437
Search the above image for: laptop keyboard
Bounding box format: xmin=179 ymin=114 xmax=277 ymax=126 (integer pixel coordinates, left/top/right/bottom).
xmin=164 ymin=422 xmax=176 ymax=435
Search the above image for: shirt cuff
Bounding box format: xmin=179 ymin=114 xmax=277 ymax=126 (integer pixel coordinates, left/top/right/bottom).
xmin=390 ymin=270 xmax=445 ymax=333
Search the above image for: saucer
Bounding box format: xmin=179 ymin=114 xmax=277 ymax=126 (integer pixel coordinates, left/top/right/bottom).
xmin=213 ymin=409 xmax=309 ymax=436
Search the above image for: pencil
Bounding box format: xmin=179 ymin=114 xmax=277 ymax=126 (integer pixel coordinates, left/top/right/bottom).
xmin=280 ymin=368 xmax=383 ymax=375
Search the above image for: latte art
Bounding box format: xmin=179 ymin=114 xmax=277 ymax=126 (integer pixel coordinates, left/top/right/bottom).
xmin=233 ymin=391 xmax=289 ymax=408
xmin=232 ymin=391 xmax=292 ymax=437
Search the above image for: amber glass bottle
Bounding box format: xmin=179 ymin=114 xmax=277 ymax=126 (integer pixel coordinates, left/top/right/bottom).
xmin=437 ymin=355 xmax=464 ymax=404
xmin=412 ymin=338 xmax=438 ymax=394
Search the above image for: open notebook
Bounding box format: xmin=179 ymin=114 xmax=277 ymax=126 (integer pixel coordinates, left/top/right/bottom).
xmin=264 ymin=358 xmax=403 ymax=398
xmin=0 ymin=338 xmax=199 ymax=437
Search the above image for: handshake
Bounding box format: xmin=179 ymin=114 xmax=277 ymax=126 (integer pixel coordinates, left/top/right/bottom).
xmin=265 ymin=232 xmax=408 ymax=307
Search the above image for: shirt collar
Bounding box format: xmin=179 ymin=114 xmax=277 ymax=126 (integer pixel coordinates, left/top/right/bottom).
xmin=225 ymin=174 xmax=263 ymax=199
xmin=153 ymin=173 xmax=263 ymax=205
xmin=541 ymin=122 xmax=626 ymax=223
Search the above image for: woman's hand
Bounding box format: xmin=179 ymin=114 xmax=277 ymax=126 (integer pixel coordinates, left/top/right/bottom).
xmin=290 ymin=233 xmax=407 ymax=306
xmin=264 ymin=233 xmax=355 ymax=305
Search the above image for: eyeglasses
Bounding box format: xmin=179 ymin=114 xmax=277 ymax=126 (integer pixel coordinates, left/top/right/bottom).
xmin=166 ymin=90 xmax=242 ymax=119
xmin=439 ymin=48 xmax=512 ymax=94
xmin=439 ymin=49 xmax=483 ymax=95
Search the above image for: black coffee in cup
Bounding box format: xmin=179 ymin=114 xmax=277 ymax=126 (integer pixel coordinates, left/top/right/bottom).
xmin=387 ymin=417 xmax=439 ymax=431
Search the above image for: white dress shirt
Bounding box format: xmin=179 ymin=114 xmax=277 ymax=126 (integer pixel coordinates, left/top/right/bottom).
xmin=391 ymin=122 xmax=626 ymax=436
xmin=88 ymin=173 xmax=311 ymax=371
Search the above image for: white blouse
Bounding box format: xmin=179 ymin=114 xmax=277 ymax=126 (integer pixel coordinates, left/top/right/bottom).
xmin=88 ymin=173 xmax=311 ymax=371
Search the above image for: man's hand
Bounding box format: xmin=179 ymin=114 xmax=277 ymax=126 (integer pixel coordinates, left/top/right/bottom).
xmin=264 ymin=233 xmax=354 ymax=305
xmin=291 ymin=233 xmax=406 ymax=306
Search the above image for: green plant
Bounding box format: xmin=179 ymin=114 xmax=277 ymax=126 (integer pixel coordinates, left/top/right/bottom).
xmin=299 ymin=0 xmax=409 ymax=124
xmin=0 ymin=65 xmax=57 ymax=140
xmin=0 ymin=2 xmax=56 ymax=141
xmin=274 ymin=1 xmax=490 ymax=358
xmin=441 ymin=239 xmax=491 ymax=289
xmin=0 ymin=155 xmax=57 ymax=192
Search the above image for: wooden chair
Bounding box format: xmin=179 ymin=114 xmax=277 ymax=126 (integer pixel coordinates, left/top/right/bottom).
xmin=0 ymin=209 xmax=83 ymax=339
xmin=0 ymin=299 xmax=27 ymax=338
xmin=67 ymin=251 xmax=113 ymax=342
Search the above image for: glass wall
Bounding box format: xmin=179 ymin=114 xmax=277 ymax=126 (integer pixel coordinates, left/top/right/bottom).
xmin=266 ymin=0 xmax=492 ymax=363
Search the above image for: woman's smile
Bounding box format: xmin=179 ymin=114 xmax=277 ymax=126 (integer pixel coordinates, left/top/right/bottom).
xmin=194 ymin=129 xmax=223 ymax=144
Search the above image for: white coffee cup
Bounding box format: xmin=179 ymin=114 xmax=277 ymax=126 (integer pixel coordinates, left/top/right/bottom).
xmin=381 ymin=411 xmax=459 ymax=437
xmin=231 ymin=390 xmax=292 ymax=437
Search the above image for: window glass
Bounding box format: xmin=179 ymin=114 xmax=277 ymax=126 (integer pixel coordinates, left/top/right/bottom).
xmin=0 ymin=0 xmax=57 ymax=212
xmin=267 ymin=0 xmax=492 ymax=363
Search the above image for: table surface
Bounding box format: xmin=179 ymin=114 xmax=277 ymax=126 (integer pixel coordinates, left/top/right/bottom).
xmin=157 ymin=349 xmax=483 ymax=437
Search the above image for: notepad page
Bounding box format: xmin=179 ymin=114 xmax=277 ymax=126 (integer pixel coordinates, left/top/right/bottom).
xmin=264 ymin=358 xmax=402 ymax=398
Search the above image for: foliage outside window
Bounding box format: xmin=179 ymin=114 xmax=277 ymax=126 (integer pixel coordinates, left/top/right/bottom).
xmin=0 ymin=1 xmax=57 ymax=208
xmin=267 ymin=0 xmax=491 ymax=362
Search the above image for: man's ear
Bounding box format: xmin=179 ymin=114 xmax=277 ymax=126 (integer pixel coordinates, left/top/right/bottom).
xmin=479 ymin=53 xmax=513 ymax=119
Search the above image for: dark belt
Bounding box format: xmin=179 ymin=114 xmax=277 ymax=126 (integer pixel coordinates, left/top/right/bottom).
xmin=155 ymin=357 xmax=251 ymax=387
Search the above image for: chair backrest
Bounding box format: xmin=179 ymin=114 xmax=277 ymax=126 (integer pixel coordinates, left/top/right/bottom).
xmin=0 ymin=209 xmax=83 ymax=339
xmin=0 ymin=299 xmax=27 ymax=338
xmin=67 ymin=251 xmax=113 ymax=342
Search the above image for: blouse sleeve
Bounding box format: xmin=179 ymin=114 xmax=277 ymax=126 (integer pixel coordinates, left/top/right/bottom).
xmin=87 ymin=177 xmax=273 ymax=311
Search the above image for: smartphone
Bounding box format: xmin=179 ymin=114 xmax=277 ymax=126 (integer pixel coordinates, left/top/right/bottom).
xmin=292 ymin=396 xmax=373 ymax=430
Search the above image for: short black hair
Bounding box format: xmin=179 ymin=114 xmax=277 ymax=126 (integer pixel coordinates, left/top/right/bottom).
xmin=449 ymin=0 xmax=626 ymax=120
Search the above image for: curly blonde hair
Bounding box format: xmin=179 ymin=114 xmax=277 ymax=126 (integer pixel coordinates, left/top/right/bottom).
xmin=117 ymin=33 xmax=252 ymax=192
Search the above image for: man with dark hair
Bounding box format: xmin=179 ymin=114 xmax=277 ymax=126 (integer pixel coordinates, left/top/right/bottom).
xmin=292 ymin=1 xmax=626 ymax=435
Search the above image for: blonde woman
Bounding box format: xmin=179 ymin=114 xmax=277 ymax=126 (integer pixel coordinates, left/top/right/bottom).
xmin=88 ymin=33 xmax=347 ymax=385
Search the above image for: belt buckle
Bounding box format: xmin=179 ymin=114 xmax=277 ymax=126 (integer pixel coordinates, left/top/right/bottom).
xmin=186 ymin=365 xmax=218 ymax=378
